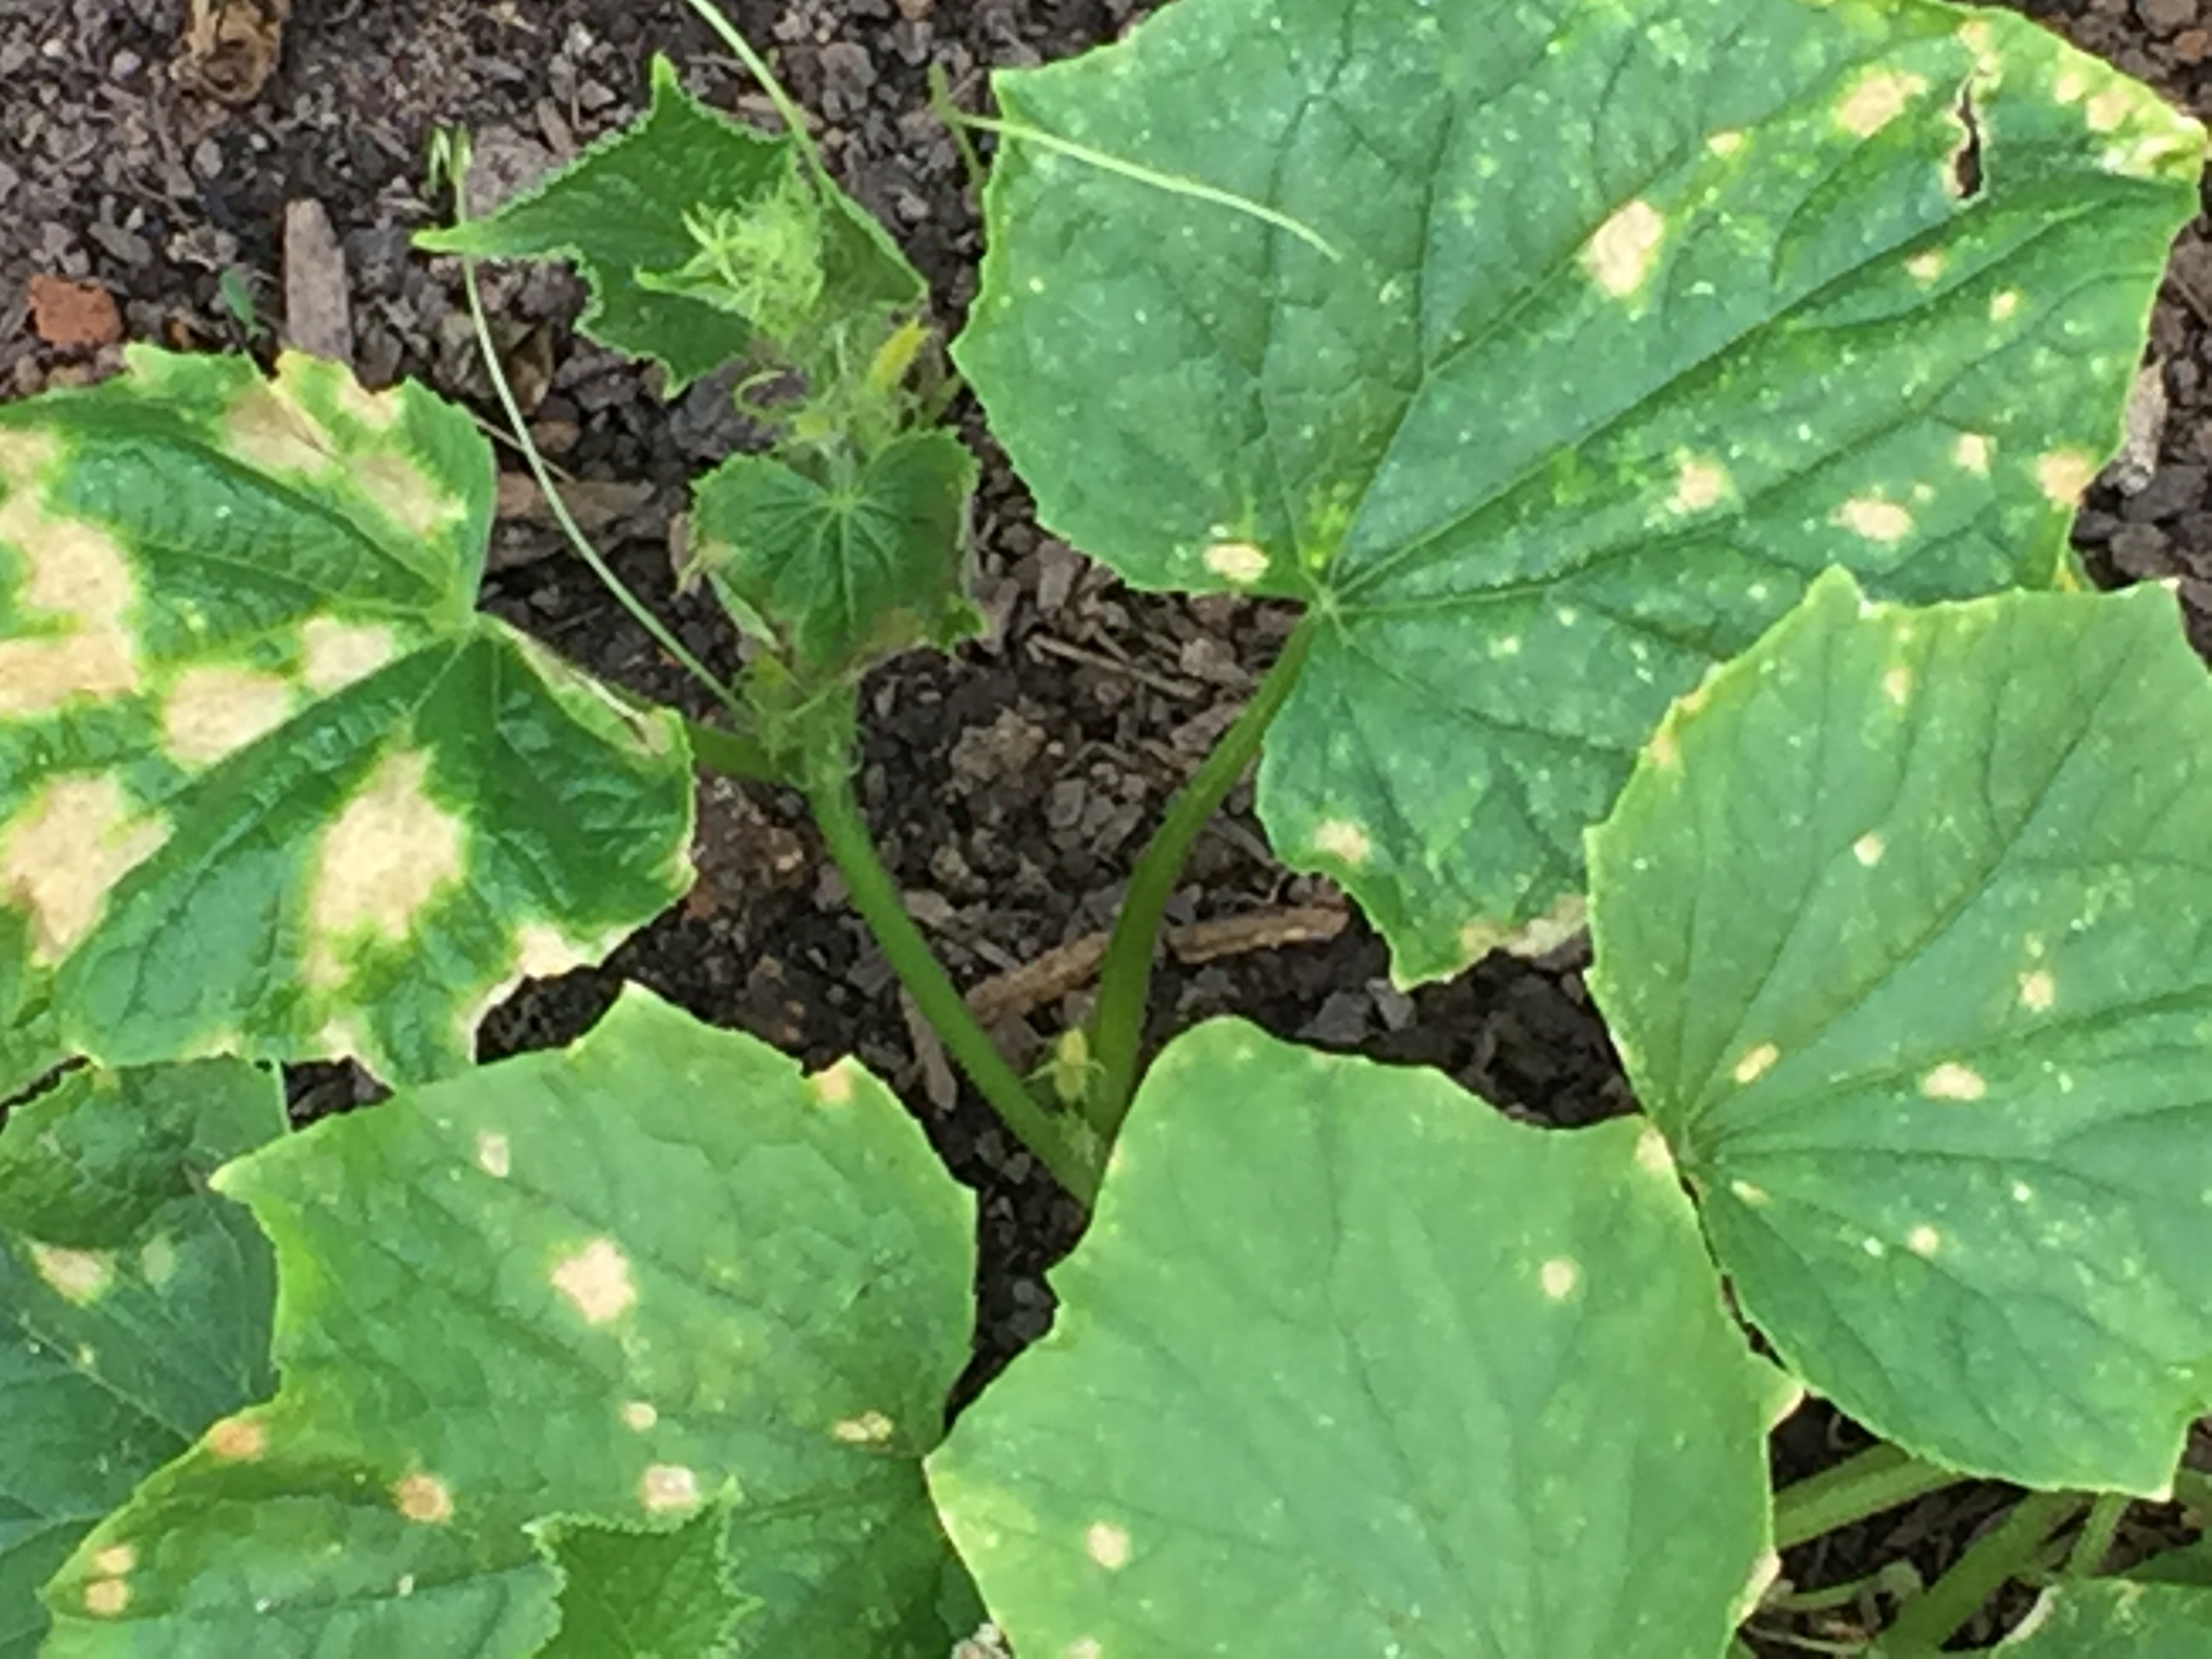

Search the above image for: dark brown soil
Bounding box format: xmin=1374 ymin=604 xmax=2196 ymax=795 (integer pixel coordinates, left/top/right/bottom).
xmin=4 ymin=0 xmax=2208 ymax=1650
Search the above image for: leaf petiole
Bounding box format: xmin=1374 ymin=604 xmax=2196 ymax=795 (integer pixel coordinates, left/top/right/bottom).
xmin=1877 ymin=1491 xmax=2083 ymax=1654
xmin=1771 ymin=1443 xmax=1969 ymax=1551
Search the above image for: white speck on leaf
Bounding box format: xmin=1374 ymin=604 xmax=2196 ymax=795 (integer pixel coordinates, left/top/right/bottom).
xmin=1202 ymin=541 xmax=1269 ymax=585
xmin=1907 ymin=250 xmax=1946 ymax=284
xmin=833 ymin=1410 xmax=896 ymax=1445
xmin=1853 ymin=833 xmax=1885 ymax=867
xmin=1953 ymin=433 xmax=1992 ymax=472
xmin=1906 ymin=1225 xmax=1941 ymax=1257
xmin=2019 ymin=970 xmax=2055 ymax=1012
xmin=1990 ymin=290 xmax=2022 ymax=322
xmin=2035 ymin=449 xmax=2097 ymax=507
xmin=1540 ymin=1258 xmax=1579 ymax=1300
xmin=1921 ymin=1062 xmax=1986 ymax=1102
xmin=621 ymin=1400 xmax=657 ymax=1431
xmin=1085 ymin=1521 xmax=1132 ymax=1571
xmin=808 ymin=1060 xmax=856 ymax=1106
xmin=1312 ymin=819 xmax=1371 ymax=867
xmin=475 ymin=1132 xmax=510 ymax=1178
xmin=640 ymin=1463 xmax=701 ymax=1513
xmin=1584 ymin=199 xmax=1664 ymax=298
xmin=1835 ymin=497 xmax=1913 ymax=543
xmin=1733 ymin=1043 xmax=1779 ymax=1085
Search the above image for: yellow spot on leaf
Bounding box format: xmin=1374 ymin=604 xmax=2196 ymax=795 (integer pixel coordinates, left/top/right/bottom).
xmin=1668 ymin=456 xmax=1729 ymax=514
xmin=1835 ymin=497 xmax=1913 ymax=543
xmin=1706 ymin=129 xmax=1745 ymax=156
xmin=2019 ymin=969 xmax=2055 ymax=1012
xmin=1539 ymin=1258 xmax=1578 ymax=1300
xmin=514 ymin=922 xmax=596 ymax=979
xmin=1065 ymin=1642 xmax=1103 ymax=1659
xmin=1647 ymin=722 xmax=1679 ymax=769
xmin=392 ymin=1473 xmax=453 ymax=1525
xmin=1906 ymin=250 xmax=1946 ymax=284
xmin=1201 ymin=541 xmax=1269 ymax=585
xmin=1585 ymin=200 xmax=1664 ymax=298
xmin=1990 ymin=290 xmax=2022 ymax=322
xmin=551 ymin=1237 xmax=635 ymax=1324
xmin=300 ymin=618 xmax=398 ymax=694
xmin=0 ymin=773 xmax=167 ymax=962
xmin=1953 ymin=433 xmax=1992 ymax=473
xmin=1853 ymin=832 xmax=1885 ymax=867
xmin=2086 ymin=84 xmax=2135 ymax=133
xmin=1730 ymin=1181 xmax=1770 ymax=1206
xmin=1883 ymin=665 xmax=1912 ymax=705
xmin=1906 ymin=1224 xmax=1941 ymax=1257
xmin=1921 ymin=1061 xmax=1986 ymax=1101
xmin=304 ymin=751 xmax=464 ymax=989
xmin=833 ymin=1410 xmax=896 ymax=1445
xmin=0 ymin=450 xmax=143 ymax=714
xmin=91 ymin=1545 xmax=135 ymax=1577
xmin=1458 ymin=894 xmax=1589 ymax=967
xmin=1837 ymin=70 xmax=1926 ymax=137
xmin=30 ymin=1244 xmax=114 ymax=1304
xmin=1733 ymin=1043 xmax=1779 ymax=1085
xmin=808 ymin=1060 xmax=857 ymax=1107
xmin=475 ymin=1132 xmax=510 ymax=1178
xmin=353 ymin=450 xmax=461 ymax=539
xmin=82 ymin=1578 xmax=129 ymax=1617
xmin=207 ymin=1416 xmax=268 ymax=1461
xmin=1635 ymin=1127 xmax=1675 ymax=1175
xmin=1085 ymin=1521 xmax=1132 ymax=1571
xmin=1312 ymin=819 xmax=1371 ymax=867
xmin=621 ymin=1401 xmax=657 ymax=1431
xmin=2035 ymin=449 xmax=2097 ymax=508
xmin=640 ymin=1463 xmax=700 ymax=1514
xmin=162 ymin=666 xmax=292 ymax=765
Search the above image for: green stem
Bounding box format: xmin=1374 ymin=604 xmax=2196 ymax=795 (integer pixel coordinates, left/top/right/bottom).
xmin=1087 ymin=615 xmax=1317 ymax=1136
xmin=807 ymin=758 xmax=1101 ymax=1202
xmin=678 ymin=0 xmax=834 ymax=187
xmin=1879 ymin=1492 xmax=2083 ymax=1655
xmin=682 ymin=717 xmax=780 ymax=783
xmin=1773 ymin=1445 xmax=1969 ymax=1551
xmin=2064 ymin=1492 xmax=2129 ymax=1580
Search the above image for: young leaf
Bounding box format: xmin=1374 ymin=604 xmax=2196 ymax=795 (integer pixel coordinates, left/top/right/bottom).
xmin=1589 ymin=570 xmax=2212 ymax=1494
xmin=536 ymin=1502 xmax=750 ymax=1659
xmin=41 ymin=987 xmax=979 ymax=1657
xmin=956 ymin=0 xmax=2203 ymax=983
xmin=1997 ymin=1577 xmax=2212 ymax=1654
xmin=0 ymin=348 xmax=694 ymax=1084
xmin=418 ymin=55 xmax=924 ymax=394
xmin=0 ymin=1061 xmax=282 ymax=1656
xmin=928 ymin=1019 xmax=1784 ymax=1658
xmin=689 ymin=430 xmax=982 ymax=677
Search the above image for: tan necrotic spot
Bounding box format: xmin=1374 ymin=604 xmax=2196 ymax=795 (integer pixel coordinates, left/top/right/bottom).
xmin=1906 ymin=1224 xmax=1942 ymax=1256
xmin=1312 ymin=819 xmax=1371 ymax=867
xmin=2086 ymin=84 xmax=2135 ymax=133
xmin=1990 ymin=289 xmax=2022 ymax=322
xmin=162 ymin=667 xmax=292 ymax=765
xmin=1201 ymin=541 xmax=1269 ymax=585
xmin=1584 ymin=199 xmax=1665 ymax=298
xmin=475 ymin=1131 xmax=510 ymax=1178
xmin=82 ymin=1577 xmax=129 ymax=1617
xmin=1084 ymin=1521 xmax=1132 ymax=1571
xmin=833 ymin=1410 xmax=896 ymax=1445
xmin=1837 ymin=69 xmax=1927 ymax=137
xmin=0 ymin=773 xmax=167 ymax=962
xmin=207 ymin=1416 xmax=267 ymax=1461
xmin=0 ymin=464 xmax=143 ymax=714
xmin=1853 ymin=832 xmax=1885 ymax=867
xmin=1668 ymin=456 xmax=1729 ymax=514
xmin=621 ymin=1400 xmax=658 ymax=1431
xmin=1460 ymin=893 xmax=1591 ymax=968
xmin=91 ymin=1544 xmax=135 ymax=1577
xmin=1906 ymin=250 xmax=1946 ymax=284
xmin=640 ymin=1463 xmax=700 ymax=1514
xmin=30 ymin=1244 xmax=114 ymax=1304
xmin=1921 ymin=1061 xmax=1986 ymax=1101
xmin=1953 ymin=433 xmax=1992 ymax=473
xmin=808 ymin=1059 xmax=857 ymax=1107
xmin=552 ymin=1237 xmax=636 ymax=1324
xmin=1539 ymin=1258 xmax=1579 ymax=1300
xmin=300 ymin=618 xmax=397 ymax=694
xmin=354 ymin=450 xmax=461 ymax=539
xmin=2036 ymin=449 xmax=2097 ymax=507
xmin=2019 ymin=969 xmax=2056 ymax=1011
xmin=1835 ymin=497 xmax=1913 ymax=543
xmin=514 ymin=922 xmax=596 ymax=979
xmin=226 ymin=382 xmax=335 ymax=476
xmin=304 ymin=750 xmax=464 ymax=988
xmin=392 ymin=1473 xmax=453 ymax=1525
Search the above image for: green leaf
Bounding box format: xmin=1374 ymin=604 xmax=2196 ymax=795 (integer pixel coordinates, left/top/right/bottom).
xmin=1588 ymin=571 xmax=2212 ymax=1494
xmin=0 ymin=1061 xmax=283 ymax=1656
xmin=1994 ymin=1578 xmax=2212 ymax=1655
xmin=537 ymin=1502 xmax=749 ymax=1659
xmin=419 ymin=56 xmax=924 ymax=394
xmin=690 ymin=430 xmax=982 ymax=677
xmin=956 ymin=0 xmax=2204 ymax=983
xmin=42 ymin=987 xmax=979 ymax=1658
xmin=928 ymin=1019 xmax=1783 ymax=1658
xmin=0 ymin=346 xmax=695 ymax=1085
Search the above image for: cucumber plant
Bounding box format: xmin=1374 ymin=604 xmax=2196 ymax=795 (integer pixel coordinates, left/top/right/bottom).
xmin=2 ymin=0 xmax=2209 ymax=1652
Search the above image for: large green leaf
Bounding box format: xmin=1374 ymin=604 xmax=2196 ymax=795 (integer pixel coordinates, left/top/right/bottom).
xmin=40 ymin=987 xmax=979 ymax=1657
xmin=419 ymin=55 xmax=924 ymax=394
xmin=958 ymin=0 xmax=2203 ymax=983
xmin=0 ymin=347 xmax=694 ymax=1085
xmin=0 ymin=1061 xmax=283 ymax=1656
xmin=1589 ymin=571 xmax=2212 ymax=1494
xmin=690 ymin=430 xmax=982 ymax=678
xmin=1995 ymin=1576 xmax=2212 ymax=1655
xmin=928 ymin=1019 xmax=1784 ymax=1658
